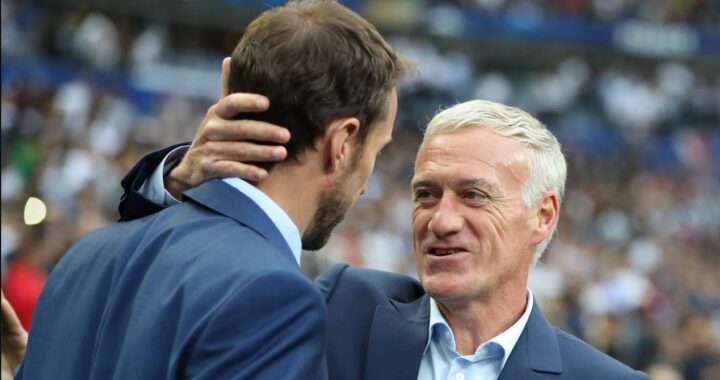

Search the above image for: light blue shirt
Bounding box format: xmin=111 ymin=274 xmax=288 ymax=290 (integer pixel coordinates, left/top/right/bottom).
xmin=417 ymin=291 xmax=534 ymax=380
xmin=137 ymin=146 xmax=188 ymax=207
xmin=138 ymin=147 xmax=302 ymax=265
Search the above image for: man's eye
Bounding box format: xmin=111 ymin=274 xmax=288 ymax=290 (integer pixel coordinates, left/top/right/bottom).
xmin=414 ymin=190 xmax=433 ymax=200
xmin=464 ymin=190 xmax=486 ymax=200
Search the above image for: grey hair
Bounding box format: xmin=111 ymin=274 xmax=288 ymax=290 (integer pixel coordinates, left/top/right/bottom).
xmin=422 ymin=100 xmax=567 ymax=264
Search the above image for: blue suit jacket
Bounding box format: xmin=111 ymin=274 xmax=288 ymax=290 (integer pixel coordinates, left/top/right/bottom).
xmin=111 ymin=145 xmax=648 ymax=380
xmin=17 ymin=178 xmax=328 ymax=380
xmin=317 ymin=264 xmax=649 ymax=380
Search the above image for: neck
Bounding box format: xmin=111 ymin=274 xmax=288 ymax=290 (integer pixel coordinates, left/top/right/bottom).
xmin=437 ymin=282 xmax=528 ymax=356
xmin=255 ymin=162 xmax=323 ymax=237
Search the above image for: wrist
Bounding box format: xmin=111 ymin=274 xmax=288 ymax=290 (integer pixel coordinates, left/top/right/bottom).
xmin=165 ymin=165 xmax=192 ymax=200
xmin=162 ymin=146 xmax=192 ymax=200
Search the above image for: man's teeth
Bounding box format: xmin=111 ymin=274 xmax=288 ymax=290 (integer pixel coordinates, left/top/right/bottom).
xmin=433 ymin=248 xmax=461 ymax=256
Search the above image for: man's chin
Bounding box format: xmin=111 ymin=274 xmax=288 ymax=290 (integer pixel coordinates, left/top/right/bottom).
xmin=301 ymin=224 xmax=336 ymax=251
xmin=423 ymin=276 xmax=473 ymax=302
xmin=301 ymin=236 xmax=331 ymax=251
xmin=303 ymin=177 xmax=353 ymax=251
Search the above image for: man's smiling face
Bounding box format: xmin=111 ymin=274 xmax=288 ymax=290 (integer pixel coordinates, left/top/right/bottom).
xmin=411 ymin=127 xmax=537 ymax=306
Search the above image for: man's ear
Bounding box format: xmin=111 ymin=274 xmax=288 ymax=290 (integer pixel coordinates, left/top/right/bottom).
xmin=531 ymin=192 xmax=559 ymax=245
xmin=321 ymin=117 xmax=360 ymax=173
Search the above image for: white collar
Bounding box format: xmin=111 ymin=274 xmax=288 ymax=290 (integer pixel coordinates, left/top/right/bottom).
xmin=221 ymin=177 xmax=302 ymax=265
xmin=424 ymin=289 xmax=534 ymax=369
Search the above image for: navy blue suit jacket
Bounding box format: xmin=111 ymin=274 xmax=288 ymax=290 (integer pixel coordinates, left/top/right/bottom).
xmin=317 ymin=264 xmax=649 ymax=380
xmin=17 ymin=178 xmax=328 ymax=380
xmin=111 ymin=145 xmax=648 ymax=380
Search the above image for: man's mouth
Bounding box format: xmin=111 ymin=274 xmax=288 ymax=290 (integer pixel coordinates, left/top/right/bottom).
xmin=429 ymin=248 xmax=466 ymax=257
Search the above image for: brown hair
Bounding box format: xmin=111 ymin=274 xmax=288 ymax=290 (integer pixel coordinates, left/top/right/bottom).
xmin=228 ymin=0 xmax=411 ymax=170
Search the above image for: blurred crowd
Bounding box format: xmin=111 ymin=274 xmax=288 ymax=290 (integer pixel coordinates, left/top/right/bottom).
xmin=425 ymin=0 xmax=720 ymax=26
xmin=2 ymin=1 xmax=719 ymax=379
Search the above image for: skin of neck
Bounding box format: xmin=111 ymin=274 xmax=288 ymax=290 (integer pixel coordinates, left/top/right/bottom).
xmin=255 ymin=155 xmax=326 ymax=237
xmin=436 ymin=273 xmax=530 ymax=356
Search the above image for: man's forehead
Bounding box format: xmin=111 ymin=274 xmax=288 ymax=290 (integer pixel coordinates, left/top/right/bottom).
xmin=413 ymin=128 xmax=529 ymax=186
xmin=421 ymin=126 xmax=501 ymax=146
xmin=418 ymin=128 xmax=521 ymax=160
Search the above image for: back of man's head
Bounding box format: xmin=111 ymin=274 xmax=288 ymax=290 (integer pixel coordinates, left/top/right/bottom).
xmin=228 ymin=0 xmax=409 ymax=170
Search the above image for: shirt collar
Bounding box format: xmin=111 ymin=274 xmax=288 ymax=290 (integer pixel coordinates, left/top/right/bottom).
xmin=221 ymin=177 xmax=302 ymax=265
xmin=424 ymin=289 xmax=534 ymax=369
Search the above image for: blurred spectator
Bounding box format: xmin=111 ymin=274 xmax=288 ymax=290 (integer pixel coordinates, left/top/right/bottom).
xmin=71 ymin=13 xmax=121 ymax=69
xmin=646 ymin=362 xmax=684 ymax=380
xmin=2 ymin=225 xmax=47 ymax=330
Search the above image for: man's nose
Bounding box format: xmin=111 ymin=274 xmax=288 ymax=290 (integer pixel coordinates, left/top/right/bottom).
xmin=428 ymin=194 xmax=463 ymax=238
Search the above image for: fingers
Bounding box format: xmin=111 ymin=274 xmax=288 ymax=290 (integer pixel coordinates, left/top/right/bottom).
xmin=203 ymin=160 xmax=272 ymax=182
xmin=202 ymin=119 xmax=290 ymax=145
xmin=1 ymin=292 xmax=23 ymax=333
xmin=220 ymin=57 xmax=231 ymax=99
xmin=202 ymin=141 xmax=287 ymax=163
xmin=1 ymin=291 xmax=27 ymax=343
xmin=1 ymin=360 xmax=14 ymax=380
xmin=214 ymin=92 xmax=270 ymax=119
xmin=1 ymin=291 xmax=27 ymax=375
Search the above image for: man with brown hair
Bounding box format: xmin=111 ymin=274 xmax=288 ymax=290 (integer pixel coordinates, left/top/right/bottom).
xmin=13 ymin=1 xmax=409 ymax=379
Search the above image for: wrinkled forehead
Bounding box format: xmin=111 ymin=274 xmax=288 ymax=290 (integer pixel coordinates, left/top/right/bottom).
xmin=417 ymin=126 xmax=526 ymax=160
xmin=413 ymin=128 xmax=529 ymax=184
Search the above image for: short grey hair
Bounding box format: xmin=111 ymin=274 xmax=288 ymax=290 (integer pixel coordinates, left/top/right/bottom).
xmin=422 ymin=100 xmax=567 ymax=264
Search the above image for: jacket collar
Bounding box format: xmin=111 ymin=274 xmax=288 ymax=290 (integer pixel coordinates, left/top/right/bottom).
xmin=365 ymin=294 xmax=564 ymax=380
xmin=182 ymin=179 xmax=296 ymax=266
xmin=364 ymin=295 xmax=430 ymax=380
xmin=498 ymin=299 xmax=563 ymax=379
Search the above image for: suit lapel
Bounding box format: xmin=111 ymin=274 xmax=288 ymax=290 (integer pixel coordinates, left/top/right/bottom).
xmin=364 ymin=295 xmax=430 ymax=380
xmin=498 ymin=299 xmax=563 ymax=379
xmin=182 ymin=179 xmax=296 ymax=265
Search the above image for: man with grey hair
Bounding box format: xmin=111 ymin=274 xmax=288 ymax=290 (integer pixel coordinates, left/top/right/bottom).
xmin=3 ymin=100 xmax=648 ymax=379
xmin=408 ymin=100 xmax=567 ymax=378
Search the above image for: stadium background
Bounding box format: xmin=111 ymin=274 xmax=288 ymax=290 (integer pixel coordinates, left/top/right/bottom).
xmin=1 ymin=0 xmax=719 ymax=378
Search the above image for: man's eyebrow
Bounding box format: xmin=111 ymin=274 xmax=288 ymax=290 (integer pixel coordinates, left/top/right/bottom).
xmin=411 ymin=178 xmax=436 ymax=190
xmin=411 ymin=178 xmax=499 ymax=191
xmin=456 ymin=178 xmax=498 ymax=191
